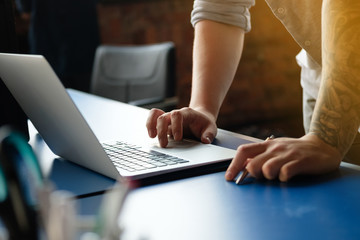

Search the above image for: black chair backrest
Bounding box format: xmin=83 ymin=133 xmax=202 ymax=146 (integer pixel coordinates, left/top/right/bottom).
xmin=90 ymin=42 xmax=176 ymax=105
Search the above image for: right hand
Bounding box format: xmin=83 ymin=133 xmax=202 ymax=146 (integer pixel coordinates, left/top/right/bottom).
xmin=146 ymin=107 xmax=218 ymax=148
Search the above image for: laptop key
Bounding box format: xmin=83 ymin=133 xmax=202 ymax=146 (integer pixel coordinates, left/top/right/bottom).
xmin=102 ymin=141 xmax=189 ymax=172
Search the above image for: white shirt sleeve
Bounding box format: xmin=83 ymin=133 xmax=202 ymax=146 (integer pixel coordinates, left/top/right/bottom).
xmin=191 ymin=0 xmax=255 ymax=32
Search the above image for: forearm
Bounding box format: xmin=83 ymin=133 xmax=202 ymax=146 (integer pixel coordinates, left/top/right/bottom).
xmin=309 ymin=0 xmax=360 ymax=157
xmin=190 ymin=20 xmax=245 ymax=121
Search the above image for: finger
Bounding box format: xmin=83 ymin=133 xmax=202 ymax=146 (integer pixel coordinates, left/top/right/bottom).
xmin=182 ymin=108 xmax=216 ymax=143
xmin=170 ymin=110 xmax=184 ymax=141
xmin=246 ymin=140 xmax=281 ymax=179
xmin=146 ymin=108 xmax=165 ymax=138
xmin=172 ymin=108 xmax=214 ymax=143
xmin=225 ymin=143 xmax=266 ymax=181
xmin=277 ymin=154 xmax=331 ymax=182
xmin=156 ymin=112 xmax=171 ymax=147
xmin=200 ymin=124 xmax=217 ymax=144
xmin=261 ymin=156 xmax=289 ymax=180
xmin=278 ymin=159 xmax=304 ymax=182
xmin=278 ymin=155 xmax=337 ymax=182
xmin=167 ymin=124 xmax=173 ymax=137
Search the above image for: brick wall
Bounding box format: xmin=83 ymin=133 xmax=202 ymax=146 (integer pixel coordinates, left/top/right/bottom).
xmin=97 ymin=0 xmax=304 ymax=137
xmin=97 ymin=0 xmax=195 ymax=113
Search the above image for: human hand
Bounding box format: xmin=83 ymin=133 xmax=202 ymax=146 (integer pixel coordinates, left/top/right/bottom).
xmin=225 ymin=134 xmax=342 ymax=182
xmin=146 ymin=107 xmax=217 ymax=148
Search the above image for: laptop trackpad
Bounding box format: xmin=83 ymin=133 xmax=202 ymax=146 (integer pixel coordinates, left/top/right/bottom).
xmin=148 ymin=138 xmax=236 ymax=163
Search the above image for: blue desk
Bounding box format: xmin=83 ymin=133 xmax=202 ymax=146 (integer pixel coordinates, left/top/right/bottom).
xmin=119 ymin=167 xmax=360 ymax=240
xmin=32 ymin=89 xmax=360 ymax=240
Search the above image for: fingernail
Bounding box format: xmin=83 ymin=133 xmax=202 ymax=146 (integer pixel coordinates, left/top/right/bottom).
xmin=148 ymin=129 xmax=155 ymax=138
xmin=245 ymin=158 xmax=252 ymax=165
xmin=225 ymin=170 xmax=233 ymax=180
xmin=174 ymin=132 xmax=180 ymax=141
xmin=159 ymin=138 xmax=168 ymax=148
xmin=204 ymin=136 xmax=211 ymax=144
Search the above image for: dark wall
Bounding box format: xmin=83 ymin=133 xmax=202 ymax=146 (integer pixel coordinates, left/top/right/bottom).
xmin=0 ymin=0 xmax=28 ymax=139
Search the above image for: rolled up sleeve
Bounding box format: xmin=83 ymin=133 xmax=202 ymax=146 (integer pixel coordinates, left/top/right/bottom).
xmin=191 ymin=0 xmax=255 ymax=32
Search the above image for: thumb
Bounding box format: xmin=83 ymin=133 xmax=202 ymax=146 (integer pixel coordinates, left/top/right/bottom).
xmin=200 ymin=127 xmax=217 ymax=144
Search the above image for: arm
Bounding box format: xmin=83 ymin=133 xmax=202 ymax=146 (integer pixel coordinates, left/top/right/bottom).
xmin=146 ymin=20 xmax=245 ymax=147
xmin=310 ymin=0 xmax=360 ymax=158
xmin=225 ymin=0 xmax=360 ymax=182
xmin=190 ymin=20 xmax=245 ymax=128
xmin=147 ymin=0 xmax=253 ymax=147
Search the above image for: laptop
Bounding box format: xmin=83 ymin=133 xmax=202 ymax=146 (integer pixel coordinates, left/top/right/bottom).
xmin=0 ymin=53 xmax=237 ymax=180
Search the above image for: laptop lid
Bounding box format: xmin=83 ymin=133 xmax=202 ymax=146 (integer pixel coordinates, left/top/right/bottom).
xmin=0 ymin=53 xmax=119 ymax=179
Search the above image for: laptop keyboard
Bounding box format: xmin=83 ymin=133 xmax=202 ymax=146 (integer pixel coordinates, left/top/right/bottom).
xmin=102 ymin=141 xmax=189 ymax=172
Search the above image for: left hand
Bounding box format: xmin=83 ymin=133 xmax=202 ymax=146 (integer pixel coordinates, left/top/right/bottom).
xmin=225 ymin=134 xmax=342 ymax=182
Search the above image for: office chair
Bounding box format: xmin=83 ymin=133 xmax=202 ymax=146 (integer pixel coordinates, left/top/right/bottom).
xmin=90 ymin=42 xmax=177 ymax=110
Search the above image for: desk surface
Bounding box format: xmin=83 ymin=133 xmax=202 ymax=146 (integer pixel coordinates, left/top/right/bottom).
xmin=119 ymin=165 xmax=360 ymax=240
xmin=33 ymin=89 xmax=360 ymax=240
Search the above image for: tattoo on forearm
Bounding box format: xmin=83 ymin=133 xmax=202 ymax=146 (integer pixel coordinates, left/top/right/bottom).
xmin=310 ymin=0 xmax=360 ymax=155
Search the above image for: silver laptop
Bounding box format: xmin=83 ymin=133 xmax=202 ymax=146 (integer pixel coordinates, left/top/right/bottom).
xmin=0 ymin=53 xmax=237 ymax=180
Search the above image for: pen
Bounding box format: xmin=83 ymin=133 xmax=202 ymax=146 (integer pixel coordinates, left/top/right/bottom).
xmin=235 ymin=135 xmax=274 ymax=185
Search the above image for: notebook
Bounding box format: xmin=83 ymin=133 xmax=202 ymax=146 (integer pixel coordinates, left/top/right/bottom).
xmin=0 ymin=53 xmax=237 ymax=180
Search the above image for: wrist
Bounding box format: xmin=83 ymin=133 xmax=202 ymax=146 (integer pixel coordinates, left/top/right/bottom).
xmin=188 ymin=105 xmax=217 ymax=123
xmin=302 ymin=133 xmax=342 ymax=159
